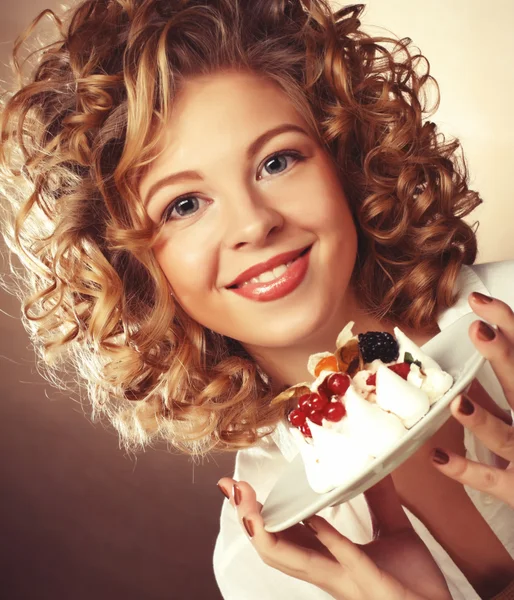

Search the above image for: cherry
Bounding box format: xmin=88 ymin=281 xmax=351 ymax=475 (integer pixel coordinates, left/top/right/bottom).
xmin=300 ymin=422 xmax=312 ymax=438
xmin=288 ymin=408 xmax=306 ymax=428
xmin=326 ymin=373 xmax=350 ymax=396
xmin=389 ymin=362 xmax=411 ymax=380
xmin=310 ymin=391 xmax=328 ymax=411
xmin=306 ymin=408 xmax=323 ymax=426
xmin=323 ymin=401 xmax=346 ymax=422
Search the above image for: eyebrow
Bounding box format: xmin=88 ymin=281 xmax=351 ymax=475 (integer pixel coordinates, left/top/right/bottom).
xmin=143 ymin=123 xmax=310 ymax=206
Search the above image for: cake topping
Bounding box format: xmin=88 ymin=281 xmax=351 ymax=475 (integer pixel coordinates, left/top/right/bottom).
xmin=404 ymin=351 xmax=422 ymax=367
xmin=273 ymin=321 xmax=452 ymax=450
xmin=314 ymin=355 xmax=339 ymax=377
xmin=323 ymin=401 xmax=346 ymax=422
xmin=388 ymin=362 xmax=411 ymax=379
xmin=335 ymin=338 xmax=362 ymax=375
xmin=300 ymin=422 xmax=312 ymax=438
xmin=307 ymin=351 xmax=337 ymax=378
xmin=325 ymin=373 xmax=351 ymax=396
xmin=358 ymin=331 xmax=399 ymax=364
xmin=287 ymin=408 xmax=306 ymax=428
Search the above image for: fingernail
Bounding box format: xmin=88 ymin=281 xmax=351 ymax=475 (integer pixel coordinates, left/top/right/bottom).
xmin=233 ymin=484 xmax=242 ymax=506
xmin=242 ymin=517 xmax=254 ymax=538
xmin=477 ymin=320 xmax=496 ymax=341
xmin=472 ymin=291 xmax=493 ymax=303
xmin=303 ymin=518 xmax=317 ymax=534
xmin=217 ymin=482 xmax=230 ymax=499
xmin=459 ymin=395 xmax=475 ymax=416
xmin=432 ymin=448 xmax=449 ymax=465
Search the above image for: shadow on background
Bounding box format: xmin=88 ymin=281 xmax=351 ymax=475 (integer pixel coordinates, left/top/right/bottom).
xmin=0 ymin=254 xmax=235 ymax=599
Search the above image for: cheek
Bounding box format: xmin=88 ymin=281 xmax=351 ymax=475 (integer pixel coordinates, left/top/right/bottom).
xmin=154 ymin=234 xmax=218 ymax=299
xmin=287 ymin=167 xmax=354 ymax=234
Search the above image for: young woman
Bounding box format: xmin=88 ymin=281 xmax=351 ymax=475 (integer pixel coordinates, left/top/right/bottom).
xmin=1 ymin=1 xmax=513 ymax=598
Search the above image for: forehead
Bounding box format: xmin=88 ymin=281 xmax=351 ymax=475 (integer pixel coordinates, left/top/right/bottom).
xmin=167 ymin=70 xmax=307 ymax=139
xmin=140 ymin=71 xmax=313 ymax=186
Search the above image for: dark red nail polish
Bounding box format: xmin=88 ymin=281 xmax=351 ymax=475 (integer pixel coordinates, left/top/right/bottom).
xmin=472 ymin=292 xmax=493 ymax=303
xmin=242 ymin=517 xmax=254 ymax=538
xmin=217 ymin=483 xmax=230 ymax=499
xmin=432 ymin=448 xmax=449 ymax=465
xmin=459 ymin=396 xmax=475 ymax=416
xmin=233 ymin=484 xmax=242 ymax=506
xmin=477 ymin=321 xmax=496 ymax=341
xmin=303 ymin=519 xmax=317 ymax=534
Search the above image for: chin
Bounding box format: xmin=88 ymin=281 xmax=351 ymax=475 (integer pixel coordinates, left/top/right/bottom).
xmin=231 ymin=300 xmax=336 ymax=349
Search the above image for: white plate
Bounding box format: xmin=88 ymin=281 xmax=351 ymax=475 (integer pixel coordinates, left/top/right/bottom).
xmin=261 ymin=312 xmax=485 ymax=532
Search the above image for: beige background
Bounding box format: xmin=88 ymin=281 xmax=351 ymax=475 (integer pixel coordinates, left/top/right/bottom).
xmin=1 ymin=2 xmax=513 ymax=599
xmin=355 ymin=0 xmax=514 ymax=264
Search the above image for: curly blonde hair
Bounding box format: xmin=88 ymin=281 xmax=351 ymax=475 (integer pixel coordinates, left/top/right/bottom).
xmin=0 ymin=0 xmax=480 ymax=456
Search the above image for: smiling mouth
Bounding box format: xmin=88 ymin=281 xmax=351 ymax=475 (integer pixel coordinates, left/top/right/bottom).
xmin=227 ymin=246 xmax=311 ymax=289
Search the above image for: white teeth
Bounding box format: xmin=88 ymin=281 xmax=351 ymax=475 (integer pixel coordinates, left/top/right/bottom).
xmin=258 ymin=270 xmax=276 ymax=283
xmin=239 ymin=261 xmax=292 ymax=286
xmin=273 ymin=264 xmax=288 ymax=278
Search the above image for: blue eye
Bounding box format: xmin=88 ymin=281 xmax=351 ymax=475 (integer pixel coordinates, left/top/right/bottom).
xmin=175 ymin=197 xmax=199 ymax=216
xmin=258 ymin=150 xmax=304 ymax=180
xmin=162 ymin=195 xmax=204 ymax=222
xmin=264 ymin=155 xmax=288 ymax=174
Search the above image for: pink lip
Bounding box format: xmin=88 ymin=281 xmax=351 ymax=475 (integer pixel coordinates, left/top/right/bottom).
xmin=226 ymin=245 xmax=311 ymax=288
xmin=227 ymin=245 xmax=312 ymax=302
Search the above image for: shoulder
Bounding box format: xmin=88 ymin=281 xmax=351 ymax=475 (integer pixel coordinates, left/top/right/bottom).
xmin=467 ymin=259 xmax=514 ymax=306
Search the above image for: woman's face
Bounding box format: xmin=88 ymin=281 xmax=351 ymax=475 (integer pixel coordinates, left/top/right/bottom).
xmin=139 ymin=71 xmax=358 ymax=349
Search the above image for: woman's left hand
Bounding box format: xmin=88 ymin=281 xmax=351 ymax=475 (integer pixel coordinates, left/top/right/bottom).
xmin=431 ymin=291 xmax=514 ymax=507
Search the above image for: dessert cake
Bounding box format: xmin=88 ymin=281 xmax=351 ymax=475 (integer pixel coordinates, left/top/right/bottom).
xmin=271 ymin=322 xmax=454 ymax=493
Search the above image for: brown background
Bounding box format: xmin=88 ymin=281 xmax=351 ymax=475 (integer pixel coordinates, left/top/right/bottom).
xmin=1 ymin=1 xmax=513 ymax=599
xmin=0 ymin=2 xmax=234 ymax=598
xmin=0 ymin=271 xmax=234 ymax=600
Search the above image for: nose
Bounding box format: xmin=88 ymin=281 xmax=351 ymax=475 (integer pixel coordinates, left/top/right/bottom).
xmin=222 ymin=188 xmax=284 ymax=250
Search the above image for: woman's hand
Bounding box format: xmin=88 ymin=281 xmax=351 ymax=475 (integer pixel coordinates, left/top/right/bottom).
xmin=217 ymin=475 xmax=452 ymax=600
xmin=431 ymin=291 xmax=514 ymax=507
xmin=431 ymin=393 xmax=514 ymax=506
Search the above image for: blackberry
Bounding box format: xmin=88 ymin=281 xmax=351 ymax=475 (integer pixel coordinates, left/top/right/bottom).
xmin=358 ymin=331 xmax=399 ymax=364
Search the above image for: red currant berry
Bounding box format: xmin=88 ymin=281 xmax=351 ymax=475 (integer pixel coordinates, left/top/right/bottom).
xmin=326 ymin=373 xmax=350 ymax=396
xmin=323 ymin=401 xmax=346 ymax=422
xmin=300 ymin=422 xmax=312 ymax=438
xmin=318 ymin=380 xmax=330 ymax=396
xmin=306 ymin=409 xmax=323 ymax=426
xmin=298 ymin=394 xmax=318 ymax=412
xmin=388 ymin=362 xmax=411 ymax=380
xmin=366 ymin=373 xmax=377 ymax=386
xmin=298 ymin=393 xmax=314 ymax=411
xmin=288 ymin=408 xmax=306 ymax=428
xmin=310 ymin=391 xmax=328 ymax=411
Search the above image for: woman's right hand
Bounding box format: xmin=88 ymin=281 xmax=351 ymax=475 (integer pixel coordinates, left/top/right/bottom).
xmin=217 ymin=474 xmax=452 ymax=600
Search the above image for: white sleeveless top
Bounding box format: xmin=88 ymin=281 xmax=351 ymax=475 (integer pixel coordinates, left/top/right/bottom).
xmin=213 ymin=260 xmax=514 ymax=600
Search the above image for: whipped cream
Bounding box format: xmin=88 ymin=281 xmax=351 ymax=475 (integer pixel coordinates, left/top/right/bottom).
xmin=375 ymin=365 xmax=430 ymax=428
xmin=290 ymin=421 xmax=374 ymax=493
